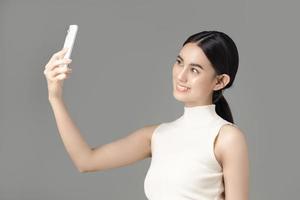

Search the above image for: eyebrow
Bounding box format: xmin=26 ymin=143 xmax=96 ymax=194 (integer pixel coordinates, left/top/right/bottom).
xmin=177 ymin=55 xmax=204 ymax=70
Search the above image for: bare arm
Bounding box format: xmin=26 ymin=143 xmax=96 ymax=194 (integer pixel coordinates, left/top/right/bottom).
xmin=44 ymin=48 xmax=158 ymax=173
xmin=49 ymin=98 xmax=158 ymax=173
xmin=218 ymin=125 xmax=249 ymax=200
xmin=49 ymin=98 xmax=157 ymax=172
xmin=85 ymin=124 xmax=158 ymax=172
xmin=49 ymin=98 xmax=93 ymax=172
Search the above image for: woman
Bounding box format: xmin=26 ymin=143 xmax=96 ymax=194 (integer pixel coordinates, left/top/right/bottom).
xmin=43 ymin=30 xmax=249 ymax=200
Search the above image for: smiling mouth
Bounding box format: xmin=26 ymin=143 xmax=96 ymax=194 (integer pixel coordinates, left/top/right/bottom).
xmin=176 ymin=84 xmax=190 ymax=92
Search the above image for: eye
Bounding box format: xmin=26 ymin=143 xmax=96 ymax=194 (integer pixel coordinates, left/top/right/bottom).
xmin=191 ymin=68 xmax=199 ymax=74
xmin=176 ymin=59 xmax=183 ymax=66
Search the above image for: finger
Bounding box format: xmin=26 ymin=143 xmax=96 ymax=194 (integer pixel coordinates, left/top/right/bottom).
xmin=54 ymin=73 xmax=71 ymax=79
xmin=50 ymin=48 xmax=69 ymax=62
xmin=58 ymin=48 xmax=69 ymax=60
xmin=46 ymin=58 xmax=72 ymax=71
xmin=55 ymin=73 xmax=70 ymax=81
xmin=50 ymin=66 xmax=72 ymax=77
xmin=56 ymin=58 xmax=72 ymax=68
xmin=45 ymin=58 xmax=71 ymax=72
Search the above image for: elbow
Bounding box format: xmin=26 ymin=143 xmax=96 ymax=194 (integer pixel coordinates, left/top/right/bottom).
xmin=76 ymin=151 xmax=94 ymax=173
xmin=76 ymin=160 xmax=91 ymax=173
xmin=77 ymin=166 xmax=90 ymax=173
xmin=77 ymin=160 xmax=96 ymax=173
xmin=77 ymin=165 xmax=101 ymax=173
xmin=76 ymin=164 xmax=87 ymax=173
xmin=78 ymin=167 xmax=87 ymax=173
xmin=76 ymin=149 xmax=99 ymax=173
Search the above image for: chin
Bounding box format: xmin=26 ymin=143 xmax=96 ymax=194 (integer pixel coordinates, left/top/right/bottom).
xmin=173 ymin=89 xmax=189 ymax=102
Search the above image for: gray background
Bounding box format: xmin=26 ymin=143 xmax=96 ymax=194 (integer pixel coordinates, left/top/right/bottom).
xmin=1 ymin=0 xmax=299 ymax=199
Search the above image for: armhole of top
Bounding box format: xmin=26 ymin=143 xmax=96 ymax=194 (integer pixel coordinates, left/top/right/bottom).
xmin=150 ymin=123 xmax=164 ymax=157
xmin=212 ymin=121 xmax=236 ymax=170
xmin=151 ymin=123 xmax=164 ymax=143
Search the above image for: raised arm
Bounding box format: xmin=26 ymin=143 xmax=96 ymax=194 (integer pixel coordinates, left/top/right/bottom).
xmin=83 ymin=124 xmax=158 ymax=172
xmin=48 ymin=98 xmax=92 ymax=172
xmin=44 ymin=48 xmax=158 ymax=173
xmin=49 ymin=97 xmax=157 ymax=173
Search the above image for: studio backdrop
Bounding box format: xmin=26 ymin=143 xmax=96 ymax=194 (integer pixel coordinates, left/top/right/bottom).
xmin=1 ymin=0 xmax=299 ymax=200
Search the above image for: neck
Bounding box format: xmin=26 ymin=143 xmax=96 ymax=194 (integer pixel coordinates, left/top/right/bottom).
xmin=182 ymin=103 xmax=217 ymax=128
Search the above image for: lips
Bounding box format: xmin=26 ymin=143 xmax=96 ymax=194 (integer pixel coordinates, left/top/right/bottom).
xmin=176 ymin=82 xmax=190 ymax=88
xmin=176 ymin=83 xmax=190 ymax=92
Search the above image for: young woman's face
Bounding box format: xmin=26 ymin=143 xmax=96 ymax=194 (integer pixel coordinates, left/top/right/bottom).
xmin=172 ymin=42 xmax=223 ymax=107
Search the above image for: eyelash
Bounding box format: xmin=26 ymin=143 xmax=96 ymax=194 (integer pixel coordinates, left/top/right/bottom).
xmin=176 ymin=60 xmax=199 ymax=74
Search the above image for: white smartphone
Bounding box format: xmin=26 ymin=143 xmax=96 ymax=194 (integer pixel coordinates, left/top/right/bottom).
xmin=61 ymin=24 xmax=78 ymax=67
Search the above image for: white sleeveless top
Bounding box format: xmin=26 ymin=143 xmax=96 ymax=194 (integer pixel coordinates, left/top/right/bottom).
xmin=144 ymin=104 xmax=236 ymax=200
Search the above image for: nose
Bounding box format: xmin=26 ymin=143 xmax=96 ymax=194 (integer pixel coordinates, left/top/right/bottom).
xmin=177 ymin=66 xmax=188 ymax=82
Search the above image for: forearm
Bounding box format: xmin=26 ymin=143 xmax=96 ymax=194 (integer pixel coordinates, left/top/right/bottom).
xmin=49 ymin=97 xmax=92 ymax=172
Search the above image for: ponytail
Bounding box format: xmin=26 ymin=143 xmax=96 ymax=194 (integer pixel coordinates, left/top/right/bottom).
xmin=213 ymin=90 xmax=234 ymax=123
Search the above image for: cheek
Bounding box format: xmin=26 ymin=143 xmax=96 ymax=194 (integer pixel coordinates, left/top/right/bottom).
xmin=172 ymin=64 xmax=177 ymax=74
xmin=172 ymin=65 xmax=179 ymax=79
xmin=191 ymin=77 xmax=213 ymax=93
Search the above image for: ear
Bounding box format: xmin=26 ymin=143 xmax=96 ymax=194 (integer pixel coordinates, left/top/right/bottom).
xmin=213 ymin=74 xmax=230 ymax=91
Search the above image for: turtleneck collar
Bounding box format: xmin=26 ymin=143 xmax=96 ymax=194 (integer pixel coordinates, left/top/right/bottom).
xmin=182 ymin=104 xmax=218 ymax=128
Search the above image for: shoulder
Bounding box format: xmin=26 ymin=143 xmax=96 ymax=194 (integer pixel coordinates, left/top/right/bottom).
xmin=141 ymin=124 xmax=161 ymax=141
xmin=217 ymin=124 xmax=249 ymax=165
xmin=216 ymin=124 xmax=250 ymax=199
xmin=218 ymin=124 xmax=247 ymax=147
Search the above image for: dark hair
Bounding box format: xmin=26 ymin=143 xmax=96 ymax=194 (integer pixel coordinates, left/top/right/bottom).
xmin=182 ymin=31 xmax=239 ymax=123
